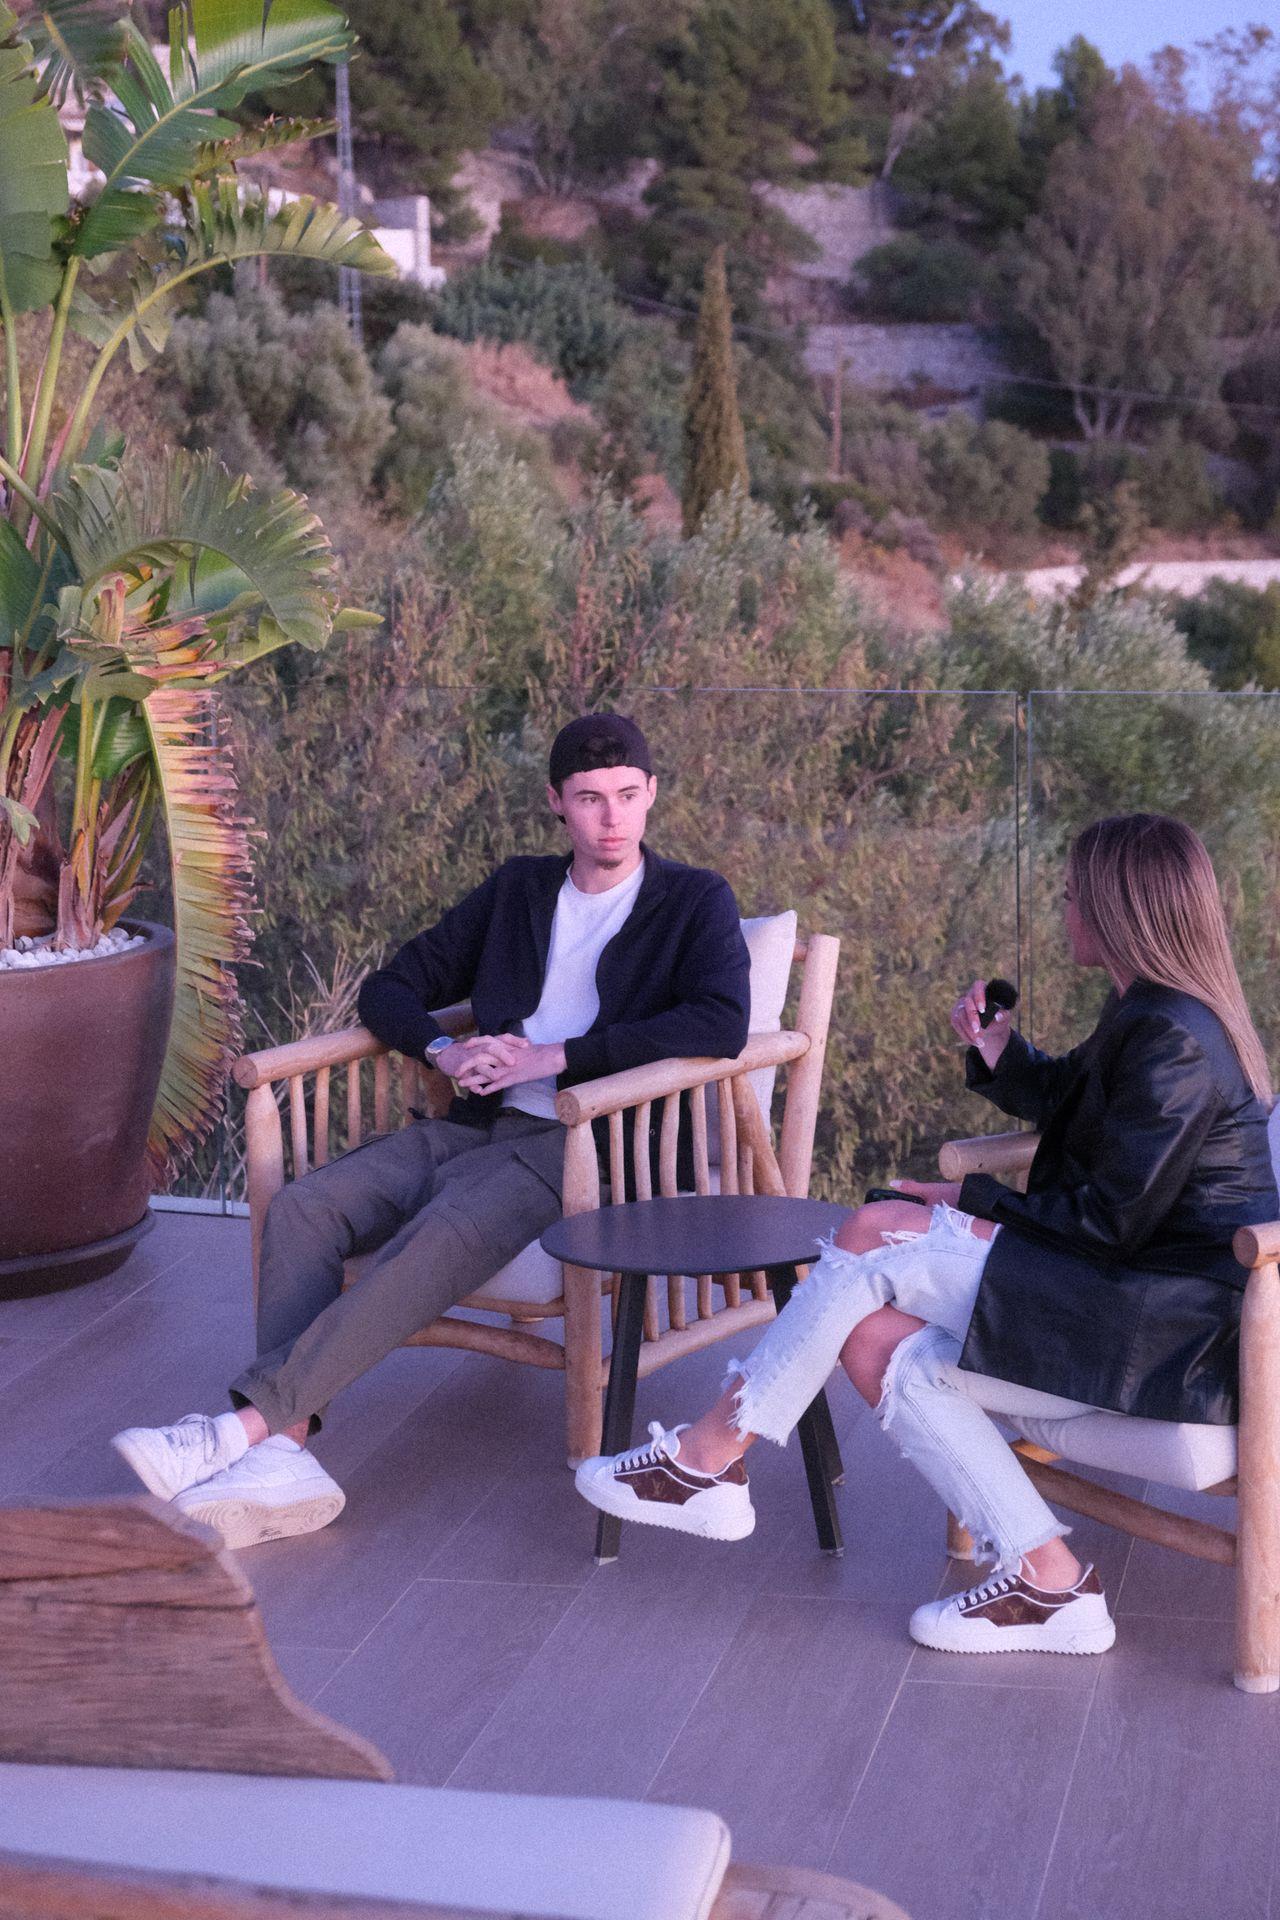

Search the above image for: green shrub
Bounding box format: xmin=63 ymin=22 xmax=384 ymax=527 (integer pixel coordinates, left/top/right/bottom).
xmin=838 ymin=396 xmax=935 ymax=521
xmin=1137 ymin=424 xmax=1220 ymax=533
xmin=853 ymin=234 xmax=990 ymax=322
xmin=431 ymin=257 xmax=634 ymax=391
xmin=936 ymin=577 xmax=1280 ymax=1062
xmin=1038 ymin=431 xmax=1219 ymax=534
xmin=588 ymin=324 xmax=689 ymax=495
xmin=837 ymin=402 xmax=1049 ymax=538
xmin=492 ymin=204 xmax=585 ymax=269
xmin=804 ymin=479 xmax=872 ymax=535
xmin=921 ymin=416 xmax=1050 ymax=536
xmin=374 ymin=325 xmax=545 ymax=510
xmin=1172 ymin=579 xmax=1280 ymax=690
xmin=162 ymin=286 xmax=392 ymax=495
xmin=265 ymin=255 xmax=440 ymax=352
xmin=734 ymin=343 xmax=830 ymax=523
xmin=224 ymin=464 xmax=1280 ymax=1200
xmin=1040 ymin=446 xmax=1085 ymax=528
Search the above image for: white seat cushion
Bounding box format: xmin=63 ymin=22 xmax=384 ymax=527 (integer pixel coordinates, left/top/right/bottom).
xmin=943 ymin=1363 xmax=1237 ymax=1493
xmin=706 ymin=910 xmax=797 ymax=1166
xmin=0 ymin=1765 xmax=730 ymax=1920
xmin=941 ymin=1105 xmax=1280 ymax=1491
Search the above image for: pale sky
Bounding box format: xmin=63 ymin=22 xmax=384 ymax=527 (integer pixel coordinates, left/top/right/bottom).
xmin=998 ymin=1 xmax=1265 ymax=91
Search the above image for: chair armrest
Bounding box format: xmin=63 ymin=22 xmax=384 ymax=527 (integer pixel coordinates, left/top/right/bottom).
xmin=938 ymin=1130 xmax=1040 ymax=1182
xmin=232 ymin=1002 xmax=474 ymax=1090
xmin=1235 ymin=1222 xmax=1280 ymax=1269
xmin=553 ymin=1031 xmax=809 ymax=1127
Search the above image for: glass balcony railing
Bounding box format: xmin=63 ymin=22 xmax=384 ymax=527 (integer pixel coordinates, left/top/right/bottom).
xmin=161 ymin=685 xmax=1280 ymax=1214
xmin=1023 ymin=688 xmax=1280 ymax=1067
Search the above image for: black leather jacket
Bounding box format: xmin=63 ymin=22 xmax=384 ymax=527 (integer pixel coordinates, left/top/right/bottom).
xmin=956 ymin=981 xmax=1278 ymax=1424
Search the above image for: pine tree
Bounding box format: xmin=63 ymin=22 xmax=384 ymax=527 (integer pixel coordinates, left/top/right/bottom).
xmin=681 ymin=246 xmax=750 ymax=536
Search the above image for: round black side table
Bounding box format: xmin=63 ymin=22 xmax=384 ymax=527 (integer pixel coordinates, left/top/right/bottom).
xmin=542 ymin=1193 xmax=852 ymax=1563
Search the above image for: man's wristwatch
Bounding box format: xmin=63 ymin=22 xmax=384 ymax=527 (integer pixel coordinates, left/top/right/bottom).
xmin=424 ymin=1034 xmax=453 ymax=1068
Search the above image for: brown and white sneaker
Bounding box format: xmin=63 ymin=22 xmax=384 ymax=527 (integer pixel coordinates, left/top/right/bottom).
xmin=909 ymin=1564 xmax=1115 ymax=1655
xmin=574 ymin=1422 xmax=755 ymax=1541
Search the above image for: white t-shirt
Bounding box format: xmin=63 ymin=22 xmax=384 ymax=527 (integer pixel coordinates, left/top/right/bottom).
xmin=502 ymin=860 xmax=646 ymax=1120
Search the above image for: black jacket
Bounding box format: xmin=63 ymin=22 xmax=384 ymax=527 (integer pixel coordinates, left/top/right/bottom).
xmin=957 ymin=981 xmax=1278 ymax=1424
xmin=357 ymin=846 xmax=751 ymax=1159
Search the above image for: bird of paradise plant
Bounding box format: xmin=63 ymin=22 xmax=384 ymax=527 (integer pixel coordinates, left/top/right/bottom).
xmin=0 ymin=0 xmax=394 ymax=1183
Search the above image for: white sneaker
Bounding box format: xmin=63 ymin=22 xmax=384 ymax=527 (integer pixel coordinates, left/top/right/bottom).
xmin=575 ymin=1422 xmax=755 ymax=1541
xmin=909 ymin=1564 xmax=1116 ymax=1655
xmin=170 ymin=1437 xmax=345 ymax=1549
xmin=111 ymin=1412 xmax=247 ymax=1500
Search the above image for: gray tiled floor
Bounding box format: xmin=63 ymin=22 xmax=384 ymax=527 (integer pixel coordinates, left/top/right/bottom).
xmin=3 ymin=1210 xmax=1277 ymax=1920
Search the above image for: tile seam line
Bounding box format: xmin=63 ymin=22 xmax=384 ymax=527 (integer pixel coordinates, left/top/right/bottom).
xmin=307 ymin=1569 xmax=576 ymax=1709
xmin=812 ymin=1491 xmax=957 ymax=1866
xmin=435 ymin=1583 xmax=584 ymax=1789
xmin=635 ymin=1580 xmax=765 ymax=1802
xmin=820 ymin=1637 xmax=919 ymax=1875
xmin=1027 ymin=1526 xmax=1138 ymax=1920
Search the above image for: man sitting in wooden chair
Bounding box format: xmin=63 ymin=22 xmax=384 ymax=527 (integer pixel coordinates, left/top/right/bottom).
xmin=111 ymin=713 xmax=750 ymax=1549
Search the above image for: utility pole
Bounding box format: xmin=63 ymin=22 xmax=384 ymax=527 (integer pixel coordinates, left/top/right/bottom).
xmin=829 ymin=346 xmax=845 ymax=479
xmin=335 ymin=56 xmax=362 ymax=345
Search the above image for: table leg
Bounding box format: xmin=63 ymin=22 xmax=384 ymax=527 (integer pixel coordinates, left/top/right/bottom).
xmin=769 ymin=1265 xmax=844 ymax=1557
xmin=594 ymin=1270 xmax=647 ymax=1565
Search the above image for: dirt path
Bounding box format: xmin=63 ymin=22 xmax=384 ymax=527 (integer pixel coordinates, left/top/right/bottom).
xmin=1018 ymin=558 xmax=1280 ymax=597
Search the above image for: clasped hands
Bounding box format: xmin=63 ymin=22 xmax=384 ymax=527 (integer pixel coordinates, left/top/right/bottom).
xmin=432 ymin=1032 xmax=567 ymax=1096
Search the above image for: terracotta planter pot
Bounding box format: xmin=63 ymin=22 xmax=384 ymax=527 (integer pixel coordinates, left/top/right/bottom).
xmin=0 ymin=923 xmax=176 ymax=1296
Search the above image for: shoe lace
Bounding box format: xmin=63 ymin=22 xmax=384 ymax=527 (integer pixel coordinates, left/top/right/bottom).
xmin=168 ymin=1416 xmax=214 ymax=1458
xmin=614 ymin=1421 xmax=678 ymax=1474
xmin=961 ymin=1574 xmax=1014 ymax=1607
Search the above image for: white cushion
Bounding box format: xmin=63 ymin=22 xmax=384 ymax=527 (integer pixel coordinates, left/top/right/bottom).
xmin=0 ymin=1766 xmax=730 ymax=1920
xmin=942 ymin=1102 xmax=1280 ymax=1491
xmin=943 ymin=1364 xmax=1237 ymax=1493
xmin=465 ymin=1234 xmax=566 ymax=1307
xmin=706 ymin=910 xmax=797 ymax=1166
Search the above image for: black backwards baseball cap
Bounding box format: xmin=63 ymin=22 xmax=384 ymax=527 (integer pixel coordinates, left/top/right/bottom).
xmin=548 ymin=712 xmax=653 ymax=788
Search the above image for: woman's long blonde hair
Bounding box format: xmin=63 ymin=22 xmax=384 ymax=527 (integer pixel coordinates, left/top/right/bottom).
xmin=1068 ymin=814 xmax=1272 ymax=1103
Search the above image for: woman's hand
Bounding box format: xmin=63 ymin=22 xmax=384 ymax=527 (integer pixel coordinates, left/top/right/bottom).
xmin=951 ymin=978 xmax=1012 ymax=1071
xmin=892 ymin=1179 xmax=963 ymax=1209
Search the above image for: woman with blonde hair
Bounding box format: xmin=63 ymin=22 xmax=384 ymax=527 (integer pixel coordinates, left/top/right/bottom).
xmin=577 ymin=813 xmax=1279 ymax=1655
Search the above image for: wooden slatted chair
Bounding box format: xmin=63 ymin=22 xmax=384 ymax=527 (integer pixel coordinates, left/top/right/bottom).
xmin=233 ymin=921 xmax=840 ymax=1466
xmin=936 ymin=1124 xmax=1280 ymax=1693
xmin=0 ymin=1499 xmax=912 ymax=1920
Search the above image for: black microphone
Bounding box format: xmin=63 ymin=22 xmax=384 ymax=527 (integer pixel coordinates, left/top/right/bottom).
xmin=978 ymin=977 xmax=1018 ymax=1029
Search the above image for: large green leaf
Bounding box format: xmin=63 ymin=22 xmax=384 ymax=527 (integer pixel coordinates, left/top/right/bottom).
xmin=138 ymin=680 xmax=253 ymax=1183
xmin=71 ymin=0 xmax=354 ymax=258
xmin=189 ymin=112 xmax=335 ymax=179
xmin=0 ymin=515 xmax=40 ymax=644
xmin=59 ymin=693 xmax=150 ymax=780
xmin=0 ymin=7 xmax=69 ymax=311
xmin=56 ymin=448 xmax=338 ymax=650
xmin=25 ymin=0 xmax=130 ymax=105
xmin=184 ymin=0 xmax=351 ymax=103
xmin=69 ymin=177 xmax=393 ymax=374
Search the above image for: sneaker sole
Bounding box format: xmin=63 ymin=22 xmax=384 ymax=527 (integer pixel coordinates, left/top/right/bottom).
xmin=181 ymin=1489 xmax=346 ymax=1550
xmin=909 ymin=1618 xmax=1116 ymax=1656
xmin=575 ymin=1468 xmax=755 ymax=1541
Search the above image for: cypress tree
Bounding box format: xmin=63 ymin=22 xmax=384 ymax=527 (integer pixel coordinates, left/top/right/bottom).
xmin=681 ymin=245 xmax=750 ymax=536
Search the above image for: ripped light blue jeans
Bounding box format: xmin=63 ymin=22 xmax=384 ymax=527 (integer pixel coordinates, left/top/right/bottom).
xmin=728 ymin=1204 xmax=1068 ymax=1572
